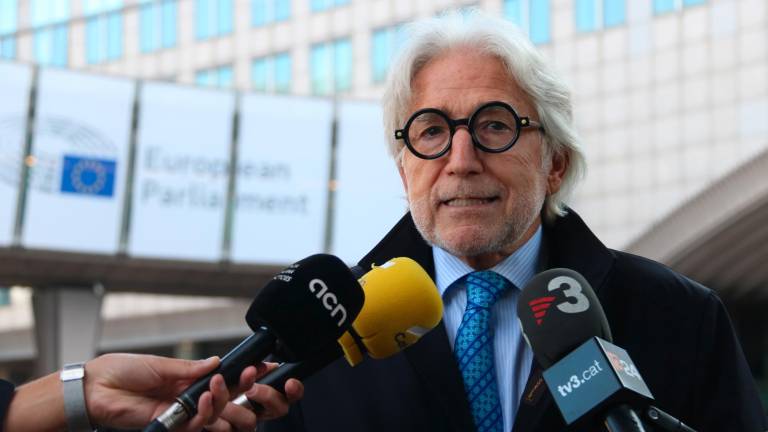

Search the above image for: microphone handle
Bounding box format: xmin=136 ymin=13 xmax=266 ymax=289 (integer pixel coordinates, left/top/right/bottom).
xmin=143 ymin=328 xmax=278 ymax=432
xmin=603 ymin=404 xmax=647 ymax=432
xmin=233 ymin=344 xmax=343 ymax=413
xmin=643 ymin=406 xmax=697 ymax=432
xmin=178 ymin=328 xmax=277 ymax=411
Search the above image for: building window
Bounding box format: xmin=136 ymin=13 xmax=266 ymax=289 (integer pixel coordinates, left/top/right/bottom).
xmin=252 ymin=52 xmax=292 ymax=93
xmin=31 ymin=0 xmax=69 ymax=66
xmin=196 ymin=0 xmax=233 ymax=40
xmin=252 ymin=0 xmax=290 ymax=26
xmin=0 ymin=0 xmax=17 ymax=59
xmin=310 ymin=38 xmax=352 ymax=95
xmin=140 ymin=0 xmax=177 ymax=53
xmin=371 ymin=24 xmax=405 ymax=84
xmin=654 ymin=0 xmax=705 ymax=14
xmin=84 ymin=0 xmax=124 ymax=64
xmin=503 ymin=0 xmax=551 ymax=44
xmin=310 ymin=0 xmax=349 ymax=13
xmin=576 ymin=0 xmax=626 ymax=32
xmin=653 ymin=0 xmax=675 ymax=14
xmin=196 ymin=65 xmax=234 ymax=88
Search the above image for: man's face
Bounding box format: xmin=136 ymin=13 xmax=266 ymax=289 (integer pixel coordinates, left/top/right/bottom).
xmin=398 ymin=48 xmax=565 ymax=269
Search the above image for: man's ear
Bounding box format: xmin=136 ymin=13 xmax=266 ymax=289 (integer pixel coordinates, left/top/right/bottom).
xmin=547 ymin=150 xmax=568 ymax=195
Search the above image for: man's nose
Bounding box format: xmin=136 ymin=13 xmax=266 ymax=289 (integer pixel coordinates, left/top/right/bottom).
xmin=444 ymin=127 xmax=483 ymax=175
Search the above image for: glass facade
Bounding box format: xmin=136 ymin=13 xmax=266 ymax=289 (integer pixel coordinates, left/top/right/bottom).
xmin=140 ymin=0 xmax=177 ymax=53
xmin=196 ymin=65 xmax=234 ymax=88
xmin=0 ymin=0 xmax=16 ymax=59
xmin=371 ymin=25 xmax=405 ymax=83
xmin=654 ymin=0 xmax=706 ymax=14
xmin=503 ymin=0 xmax=551 ymax=44
xmin=196 ymin=0 xmax=233 ymax=40
xmin=576 ymin=0 xmax=626 ymax=32
xmin=252 ymin=0 xmax=291 ymax=26
xmin=252 ymin=52 xmax=292 ymax=93
xmin=653 ymin=0 xmax=676 ymax=14
xmin=603 ymin=0 xmax=625 ymax=27
xmin=310 ymin=38 xmax=352 ymax=95
xmin=84 ymin=0 xmax=124 ymax=64
xmin=310 ymin=0 xmax=350 ymax=13
xmin=31 ymin=0 xmax=69 ymax=66
xmin=575 ymin=0 xmax=597 ymax=32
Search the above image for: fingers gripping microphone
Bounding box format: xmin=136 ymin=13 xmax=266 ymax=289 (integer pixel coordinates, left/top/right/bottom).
xmin=145 ymin=254 xmax=364 ymax=432
xmin=517 ymin=269 xmax=652 ymax=432
xmin=232 ymin=257 xmax=443 ymax=411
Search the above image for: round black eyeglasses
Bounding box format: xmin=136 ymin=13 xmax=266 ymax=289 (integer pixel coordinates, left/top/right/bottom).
xmin=394 ymin=100 xmax=544 ymax=160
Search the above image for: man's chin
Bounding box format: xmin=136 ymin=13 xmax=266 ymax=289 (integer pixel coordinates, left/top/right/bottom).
xmin=433 ymin=227 xmax=501 ymax=257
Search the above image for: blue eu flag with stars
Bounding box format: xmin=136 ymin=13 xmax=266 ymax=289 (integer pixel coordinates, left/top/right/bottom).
xmin=60 ymin=155 xmax=117 ymax=198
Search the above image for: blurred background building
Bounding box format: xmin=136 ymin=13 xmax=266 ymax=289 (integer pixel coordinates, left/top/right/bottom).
xmin=0 ymin=0 xmax=766 ymax=408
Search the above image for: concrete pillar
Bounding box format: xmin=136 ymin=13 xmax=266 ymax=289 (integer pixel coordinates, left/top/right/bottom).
xmin=32 ymin=285 xmax=104 ymax=376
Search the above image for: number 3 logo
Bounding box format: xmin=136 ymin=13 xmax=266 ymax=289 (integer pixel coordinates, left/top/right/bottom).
xmin=547 ymin=276 xmax=590 ymax=313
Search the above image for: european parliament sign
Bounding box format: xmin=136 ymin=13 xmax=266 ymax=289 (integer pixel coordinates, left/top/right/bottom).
xmin=0 ymin=62 xmax=405 ymax=266
xmin=128 ymin=83 xmax=234 ymax=261
xmin=21 ymin=69 xmax=132 ymax=254
xmin=230 ymin=94 xmax=333 ymax=264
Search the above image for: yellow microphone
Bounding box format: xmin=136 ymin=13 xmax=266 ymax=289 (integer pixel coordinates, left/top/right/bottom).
xmin=337 ymin=257 xmax=443 ymax=365
xmin=233 ymin=257 xmax=442 ymax=411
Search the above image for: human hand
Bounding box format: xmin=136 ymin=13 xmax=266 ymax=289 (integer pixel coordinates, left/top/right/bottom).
xmin=206 ymin=363 xmax=305 ymax=431
xmin=84 ymin=353 xmax=254 ymax=431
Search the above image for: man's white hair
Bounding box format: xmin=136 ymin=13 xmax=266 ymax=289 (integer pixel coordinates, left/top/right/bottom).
xmin=381 ymin=11 xmax=586 ymax=222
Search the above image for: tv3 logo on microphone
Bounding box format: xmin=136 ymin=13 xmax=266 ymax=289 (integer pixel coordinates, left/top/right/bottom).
xmin=528 ymin=276 xmax=590 ymax=325
xmin=308 ymin=279 xmax=348 ymax=327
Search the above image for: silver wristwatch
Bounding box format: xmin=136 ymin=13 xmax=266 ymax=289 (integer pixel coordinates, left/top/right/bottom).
xmin=60 ymin=362 xmax=93 ymax=432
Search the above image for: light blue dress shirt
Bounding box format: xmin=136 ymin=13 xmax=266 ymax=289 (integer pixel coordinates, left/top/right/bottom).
xmin=433 ymin=226 xmax=541 ymax=432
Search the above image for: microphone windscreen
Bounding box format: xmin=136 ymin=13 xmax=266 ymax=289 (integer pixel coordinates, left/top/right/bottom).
xmin=338 ymin=257 xmax=443 ymax=365
xmin=517 ymin=268 xmax=611 ymax=369
xmin=246 ymin=254 xmax=365 ymax=361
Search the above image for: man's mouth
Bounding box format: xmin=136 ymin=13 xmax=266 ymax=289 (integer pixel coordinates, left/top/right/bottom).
xmin=443 ymin=197 xmax=499 ymax=207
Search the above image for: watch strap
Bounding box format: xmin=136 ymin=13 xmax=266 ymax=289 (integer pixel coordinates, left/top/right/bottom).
xmin=61 ymin=362 xmax=93 ymax=432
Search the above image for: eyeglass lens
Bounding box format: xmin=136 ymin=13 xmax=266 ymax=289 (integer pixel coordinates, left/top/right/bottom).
xmin=406 ymin=104 xmax=520 ymax=158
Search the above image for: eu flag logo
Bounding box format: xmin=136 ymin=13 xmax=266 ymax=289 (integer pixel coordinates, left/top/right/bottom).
xmin=60 ymin=155 xmax=117 ymax=197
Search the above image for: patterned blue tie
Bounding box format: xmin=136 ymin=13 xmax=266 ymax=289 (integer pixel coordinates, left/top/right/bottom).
xmin=454 ymin=271 xmax=512 ymax=432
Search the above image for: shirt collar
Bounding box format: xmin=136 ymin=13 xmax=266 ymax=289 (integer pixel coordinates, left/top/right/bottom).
xmin=433 ymin=225 xmax=543 ymax=297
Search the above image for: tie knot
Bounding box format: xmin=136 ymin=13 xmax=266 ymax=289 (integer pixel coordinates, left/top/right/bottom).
xmin=465 ymin=271 xmax=512 ymax=309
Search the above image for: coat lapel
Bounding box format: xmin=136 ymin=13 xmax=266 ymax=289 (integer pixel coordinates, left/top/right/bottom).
xmin=358 ymin=214 xmax=476 ymax=432
xmin=512 ymin=362 xmax=555 ymax=432
xmin=513 ymin=209 xmax=617 ymax=432
xmin=403 ymin=322 xmax=478 ymax=432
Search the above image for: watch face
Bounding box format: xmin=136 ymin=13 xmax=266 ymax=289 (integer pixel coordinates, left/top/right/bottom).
xmin=61 ymin=366 xmax=85 ymax=381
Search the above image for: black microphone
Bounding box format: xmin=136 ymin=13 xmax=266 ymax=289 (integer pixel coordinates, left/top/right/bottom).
xmin=143 ymin=254 xmax=365 ymax=432
xmin=231 ymin=256 xmax=444 ymax=413
xmin=517 ymin=268 xmax=662 ymax=432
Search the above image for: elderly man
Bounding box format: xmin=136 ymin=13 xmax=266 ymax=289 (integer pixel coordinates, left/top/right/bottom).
xmin=264 ymin=13 xmax=766 ymax=432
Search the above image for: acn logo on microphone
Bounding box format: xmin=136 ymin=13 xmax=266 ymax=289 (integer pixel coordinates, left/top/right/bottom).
xmin=308 ymin=279 xmax=348 ymax=327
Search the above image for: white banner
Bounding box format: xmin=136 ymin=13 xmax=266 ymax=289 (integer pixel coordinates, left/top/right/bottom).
xmin=331 ymin=100 xmax=406 ymax=263
xmin=22 ymin=68 xmax=134 ymax=253
xmin=128 ymin=83 xmax=234 ymax=261
xmin=0 ymin=62 xmax=32 ymax=247
xmin=231 ymin=95 xmax=333 ymax=264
